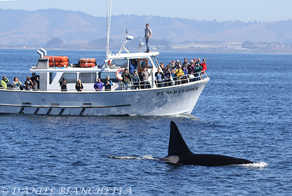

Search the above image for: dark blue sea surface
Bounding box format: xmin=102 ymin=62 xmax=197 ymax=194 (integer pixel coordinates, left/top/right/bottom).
xmin=0 ymin=49 xmax=292 ymax=195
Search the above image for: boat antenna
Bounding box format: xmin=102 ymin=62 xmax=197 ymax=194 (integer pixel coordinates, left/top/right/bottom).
xmin=117 ymin=29 xmax=133 ymax=55
xmin=106 ymin=0 xmax=112 ymax=58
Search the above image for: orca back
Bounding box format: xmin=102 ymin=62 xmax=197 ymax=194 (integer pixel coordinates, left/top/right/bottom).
xmin=168 ymin=121 xmax=191 ymax=156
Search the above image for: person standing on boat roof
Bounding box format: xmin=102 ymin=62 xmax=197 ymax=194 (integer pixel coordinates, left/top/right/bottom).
xmin=94 ymin=78 xmax=103 ymax=91
xmin=145 ymin=23 xmax=152 ymax=53
xmin=1 ymin=76 xmax=9 ymax=89
xmin=104 ymin=76 xmax=113 ymax=91
xmin=121 ymin=68 xmax=131 ymax=90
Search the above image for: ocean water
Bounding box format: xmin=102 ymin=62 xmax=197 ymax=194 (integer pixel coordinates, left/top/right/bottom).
xmin=0 ymin=49 xmax=292 ymax=195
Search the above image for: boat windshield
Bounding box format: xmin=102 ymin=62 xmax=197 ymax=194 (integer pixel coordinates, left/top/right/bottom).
xmin=110 ymin=59 xmax=128 ymax=69
xmin=151 ymin=56 xmax=159 ymax=68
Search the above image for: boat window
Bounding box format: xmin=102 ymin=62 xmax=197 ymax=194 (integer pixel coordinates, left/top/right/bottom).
xmin=110 ymin=59 xmax=128 ymax=69
xmin=151 ymin=56 xmax=159 ymax=68
xmin=49 ymin=73 xmax=57 ymax=84
xmin=59 ymin=73 xmax=77 ymax=83
xmin=99 ymin=72 xmax=119 ymax=83
xmin=79 ymin=73 xmax=97 ymax=83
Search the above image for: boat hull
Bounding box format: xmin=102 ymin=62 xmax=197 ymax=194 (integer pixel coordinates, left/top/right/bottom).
xmin=0 ymin=78 xmax=209 ymax=116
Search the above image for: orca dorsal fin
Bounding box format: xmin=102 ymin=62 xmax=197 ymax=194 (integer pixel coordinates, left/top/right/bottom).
xmin=168 ymin=121 xmax=191 ymax=156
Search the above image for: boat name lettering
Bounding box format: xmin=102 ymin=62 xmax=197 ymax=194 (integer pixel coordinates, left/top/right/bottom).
xmin=157 ymin=87 xmax=199 ymax=96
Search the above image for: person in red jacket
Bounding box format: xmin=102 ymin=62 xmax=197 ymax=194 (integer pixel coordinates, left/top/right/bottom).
xmin=201 ymin=59 xmax=207 ymax=73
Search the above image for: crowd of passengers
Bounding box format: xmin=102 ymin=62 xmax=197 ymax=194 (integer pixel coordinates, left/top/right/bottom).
xmin=119 ymin=57 xmax=207 ymax=90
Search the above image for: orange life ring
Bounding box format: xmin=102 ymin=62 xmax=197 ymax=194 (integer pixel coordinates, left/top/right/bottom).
xmin=115 ymin=68 xmax=125 ymax=81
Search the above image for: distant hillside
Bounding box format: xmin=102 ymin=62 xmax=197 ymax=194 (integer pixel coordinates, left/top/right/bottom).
xmin=1 ymin=9 xmax=292 ymax=49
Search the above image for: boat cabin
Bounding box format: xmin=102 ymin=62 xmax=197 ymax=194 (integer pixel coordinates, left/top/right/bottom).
xmin=31 ymin=51 xmax=160 ymax=92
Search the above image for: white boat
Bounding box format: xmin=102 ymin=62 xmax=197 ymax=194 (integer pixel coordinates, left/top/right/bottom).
xmin=0 ymin=1 xmax=209 ymax=116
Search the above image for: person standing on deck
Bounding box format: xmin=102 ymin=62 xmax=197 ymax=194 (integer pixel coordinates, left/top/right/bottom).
xmin=145 ymin=23 xmax=152 ymax=53
xmin=1 ymin=76 xmax=9 ymax=89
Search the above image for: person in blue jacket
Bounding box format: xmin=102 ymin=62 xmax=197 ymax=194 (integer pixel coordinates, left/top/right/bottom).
xmin=129 ymin=60 xmax=137 ymax=74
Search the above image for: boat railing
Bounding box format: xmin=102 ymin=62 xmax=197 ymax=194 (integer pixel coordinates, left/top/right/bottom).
xmin=118 ymin=72 xmax=208 ymax=90
xmin=0 ymin=72 xmax=208 ymax=92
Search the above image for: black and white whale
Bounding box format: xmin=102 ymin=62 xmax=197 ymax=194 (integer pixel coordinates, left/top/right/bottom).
xmin=159 ymin=121 xmax=253 ymax=166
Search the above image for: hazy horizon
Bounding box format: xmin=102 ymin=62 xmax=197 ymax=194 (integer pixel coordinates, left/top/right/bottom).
xmin=1 ymin=0 xmax=292 ymax=22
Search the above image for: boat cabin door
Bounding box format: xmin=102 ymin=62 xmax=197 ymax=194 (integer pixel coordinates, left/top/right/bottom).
xmin=137 ymin=59 xmax=148 ymax=73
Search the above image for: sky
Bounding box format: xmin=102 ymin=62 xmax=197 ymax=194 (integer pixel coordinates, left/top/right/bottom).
xmin=1 ymin=0 xmax=292 ymax=22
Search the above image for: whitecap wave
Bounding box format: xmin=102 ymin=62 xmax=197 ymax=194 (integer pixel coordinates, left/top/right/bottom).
xmin=239 ymin=162 xmax=268 ymax=168
xmin=109 ymin=155 xmax=155 ymax=160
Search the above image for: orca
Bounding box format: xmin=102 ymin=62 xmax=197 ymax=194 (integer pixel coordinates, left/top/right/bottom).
xmin=159 ymin=121 xmax=253 ymax=166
